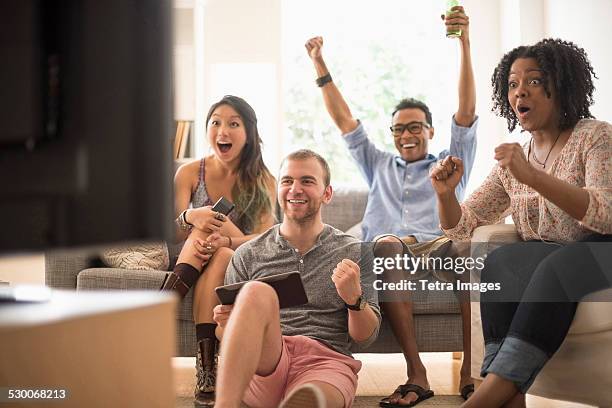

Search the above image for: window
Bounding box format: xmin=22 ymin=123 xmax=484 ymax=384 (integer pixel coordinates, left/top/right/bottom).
xmin=282 ymin=0 xmax=460 ymax=186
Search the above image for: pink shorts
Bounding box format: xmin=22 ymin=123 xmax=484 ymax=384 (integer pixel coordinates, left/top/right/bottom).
xmin=243 ymin=335 xmax=362 ymax=408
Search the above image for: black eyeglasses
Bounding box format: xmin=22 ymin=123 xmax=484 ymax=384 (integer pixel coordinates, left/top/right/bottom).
xmin=390 ymin=121 xmax=430 ymax=137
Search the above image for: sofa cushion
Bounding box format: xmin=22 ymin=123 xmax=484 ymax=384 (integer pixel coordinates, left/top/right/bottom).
xmin=321 ymin=187 xmax=368 ymax=232
xmin=569 ymin=291 xmax=612 ymax=334
xmin=405 ymin=281 xmax=461 ymax=315
xmin=353 ymin=313 xmax=463 ymax=353
xmin=77 ymin=268 xmax=195 ymax=321
xmin=77 ymin=268 xmax=166 ymax=290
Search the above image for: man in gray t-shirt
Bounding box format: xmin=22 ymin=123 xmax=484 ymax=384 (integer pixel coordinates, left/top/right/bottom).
xmin=213 ymin=150 xmax=381 ymax=408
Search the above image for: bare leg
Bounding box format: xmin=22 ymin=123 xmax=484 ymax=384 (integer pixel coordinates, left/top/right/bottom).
xmin=215 ymin=281 xmax=284 ymax=408
xmin=502 ymin=393 xmax=526 ymax=408
xmin=177 ymin=227 xmax=212 ymax=270
xmin=381 ymin=301 xmax=429 ymax=405
xmin=376 ymin=236 xmax=429 ymax=406
xmin=162 ymin=227 xmax=225 ymax=298
xmin=192 ymin=247 xmax=233 ymax=323
xmin=461 ymin=373 xmax=520 ymax=408
xmin=308 ymin=381 xmax=345 ymax=408
xmin=458 ymin=293 xmax=473 ymax=397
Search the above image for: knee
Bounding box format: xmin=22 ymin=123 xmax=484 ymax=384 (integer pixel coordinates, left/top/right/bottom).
xmin=214 ymin=246 xmax=234 ymax=261
xmin=236 ymin=281 xmax=279 ymax=313
xmin=201 ymin=247 xmax=234 ymax=281
xmin=533 ymin=243 xmax=581 ymax=282
xmin=374 ymin=235 xmax=404 ymax=257
xmin=377 ymin=236 xmax=401 ymax=244
xmin=480 ymin=243 xmax=521 ymax=284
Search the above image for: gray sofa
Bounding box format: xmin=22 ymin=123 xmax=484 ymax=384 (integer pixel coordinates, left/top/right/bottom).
xmin=45 ymin=187 xmax=462 ymax=356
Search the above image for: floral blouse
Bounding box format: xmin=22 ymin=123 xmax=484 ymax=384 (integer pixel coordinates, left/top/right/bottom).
xmin=443 ymin=119 xmax=611 ymax=242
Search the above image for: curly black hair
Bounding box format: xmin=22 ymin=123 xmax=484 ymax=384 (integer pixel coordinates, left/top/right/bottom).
xmin=491 ymin=38 xmax=597 ymax=132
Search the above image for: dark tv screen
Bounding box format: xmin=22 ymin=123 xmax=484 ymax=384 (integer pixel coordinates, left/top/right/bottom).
xmin=0 ymin=0 xmax=175 ymax=252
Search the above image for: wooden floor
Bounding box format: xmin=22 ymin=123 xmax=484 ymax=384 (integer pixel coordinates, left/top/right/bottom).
xmin=173 ymin=352 xmax=594 ymax=407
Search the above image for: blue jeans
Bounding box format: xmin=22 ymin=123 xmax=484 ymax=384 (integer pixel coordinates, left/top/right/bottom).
xmin=479 ymin=235 xmax=612 ymax=393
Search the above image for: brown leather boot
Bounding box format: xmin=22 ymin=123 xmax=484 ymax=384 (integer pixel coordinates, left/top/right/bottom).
xmin=194 ymin=337 xmax=218 ymax=407
xmin=160 ymin=263 xmax=201 ymax=298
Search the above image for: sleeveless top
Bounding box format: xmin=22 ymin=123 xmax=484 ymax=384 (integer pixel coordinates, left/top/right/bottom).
xmin=191 ymin=158 xmax=250 ymax=234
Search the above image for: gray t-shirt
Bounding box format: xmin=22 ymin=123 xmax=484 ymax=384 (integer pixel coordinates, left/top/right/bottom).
xmin=225 ymin=224 xmax=381 ymax=356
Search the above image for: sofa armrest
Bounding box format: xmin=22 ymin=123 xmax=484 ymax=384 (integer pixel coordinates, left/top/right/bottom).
xmin=45 ymin=250 xmax=95 ymax=290
xmin=470 ymin=224 xmax=519 ymax=380
xmin=469 ymin=224 xmax=520 ymax=269
xmin=472 ymin=224 xmax=520 ymax=245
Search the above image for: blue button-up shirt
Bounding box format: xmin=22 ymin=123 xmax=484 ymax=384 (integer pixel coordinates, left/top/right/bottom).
xmin=344 ymin=116 xmax=478 ymax=242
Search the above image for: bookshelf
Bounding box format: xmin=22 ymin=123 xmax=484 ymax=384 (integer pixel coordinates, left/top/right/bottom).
xmin=173 ymin=120 xmax=193 ymax=159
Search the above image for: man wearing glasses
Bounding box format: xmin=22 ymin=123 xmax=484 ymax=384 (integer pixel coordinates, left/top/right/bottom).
xmin=306 ymin=6 xmax=477 ymax=407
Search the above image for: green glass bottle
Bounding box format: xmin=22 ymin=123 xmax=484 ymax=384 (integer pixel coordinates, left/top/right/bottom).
xmin=446 ymin=0 xmax=462 ymax=38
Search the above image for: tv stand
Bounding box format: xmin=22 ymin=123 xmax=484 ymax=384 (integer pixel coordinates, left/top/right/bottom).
xmin=0 ymin=289 xmax=177 ymax=407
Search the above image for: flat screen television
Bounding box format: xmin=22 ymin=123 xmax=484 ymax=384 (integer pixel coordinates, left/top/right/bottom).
xmin=0 ymin=0 xmax=174 ymax=252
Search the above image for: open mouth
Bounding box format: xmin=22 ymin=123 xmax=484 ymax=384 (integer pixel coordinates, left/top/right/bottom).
xmin=401 ymin=139 xmax=419 ymax=149
xmin=517 ymin=104 xmax=531 ymax=117
xmin=217 ymin=141 xmax=232 ymax=153
xmin=287 ymin=199 xmax=307 ymax=204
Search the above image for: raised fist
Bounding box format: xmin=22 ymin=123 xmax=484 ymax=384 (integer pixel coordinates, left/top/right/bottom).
xmin=305 ymin=36 xmax=324 ymax=61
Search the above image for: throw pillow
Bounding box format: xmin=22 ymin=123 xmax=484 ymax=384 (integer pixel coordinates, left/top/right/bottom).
xmin=101 ymin=242 xmax=169 ymax=271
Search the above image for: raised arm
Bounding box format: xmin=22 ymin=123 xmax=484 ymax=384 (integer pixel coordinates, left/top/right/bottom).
xmin=305 ymin=37 xmax=359 ymax=135
xmin=332 ymin=259 xmax=379 ymax=343
xmin=431 ymin=156 xmax=465 ymax=229
xmin=444 ymin=6 xmax=476 ymax=126
xmin=431 ymin=156 xmax=511 ymax=240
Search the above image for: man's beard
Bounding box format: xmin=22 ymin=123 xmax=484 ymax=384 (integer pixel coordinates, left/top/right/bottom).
xmin=284 ymin=200 xmax=321 ymax=224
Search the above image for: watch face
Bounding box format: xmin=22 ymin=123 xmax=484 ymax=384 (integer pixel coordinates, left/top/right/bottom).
xmin=358 ymin=297 xmax=367 ymax=310
xmin=346 ymin=296 xmax=365 ymax=310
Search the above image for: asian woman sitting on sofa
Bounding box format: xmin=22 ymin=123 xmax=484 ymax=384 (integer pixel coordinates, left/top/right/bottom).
xmin=162 ymin=95 xmax=276 ymax=407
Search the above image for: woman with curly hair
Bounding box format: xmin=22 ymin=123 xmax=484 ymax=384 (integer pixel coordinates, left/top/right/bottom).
xmin=162 ymin=95 xmax=276 ymax=406
xmin=430 ymin=38 xmax=611 ymax=407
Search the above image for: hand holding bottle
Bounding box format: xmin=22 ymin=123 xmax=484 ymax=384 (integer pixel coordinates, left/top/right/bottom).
xmin=442 ymin=3 xmax=470 ymax=43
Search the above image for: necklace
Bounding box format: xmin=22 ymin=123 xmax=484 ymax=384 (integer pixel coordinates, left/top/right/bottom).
xmin=528 ymin=132 xmax=562 ymax=169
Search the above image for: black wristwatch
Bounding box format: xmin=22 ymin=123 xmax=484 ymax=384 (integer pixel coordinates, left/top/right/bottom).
xmin=345 ymin=295 xmax=366 ymax=311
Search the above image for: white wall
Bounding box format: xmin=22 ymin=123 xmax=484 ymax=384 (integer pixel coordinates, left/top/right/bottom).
xmin=545 ymin=0 xmax=612 ymax=122
xmin=198 ymin=0 xmax=282 ymax=169
xmin=173 ymin=7 xmax=195 ymax=121
xmin=462 ymin=0 xmax=508 ymax=192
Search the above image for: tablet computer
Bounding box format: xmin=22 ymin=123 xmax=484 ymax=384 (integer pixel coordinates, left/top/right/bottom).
xmin=215 ymin=271 xmax=308 ymax=309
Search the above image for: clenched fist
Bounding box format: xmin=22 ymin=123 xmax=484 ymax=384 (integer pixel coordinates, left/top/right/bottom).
xmin=305 ymin=36 xmax=324 ymax=61
xmin=494 ymin=143 xmax=536 ymax=185
xmin=331 ymin=259 xmax=362 ymax=305
xmin=430 ymin=155 xmax=464 ymax=196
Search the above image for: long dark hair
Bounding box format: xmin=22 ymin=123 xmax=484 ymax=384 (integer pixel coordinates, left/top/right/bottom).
xmin=491 ymin=38 xmax=596 ymax=132
xmin=205 ymin=95 xmax=274 ymax=232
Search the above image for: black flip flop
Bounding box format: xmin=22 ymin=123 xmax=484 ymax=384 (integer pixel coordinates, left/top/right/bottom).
xmin=460 ymin=383 xmax=475 ymax=400
xmin=379 ymin=384 xmax=434 ymax=407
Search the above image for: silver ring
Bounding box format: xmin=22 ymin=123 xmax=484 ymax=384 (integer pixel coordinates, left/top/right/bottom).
xmin=214 ymin=212 xmax=225 ymax=221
